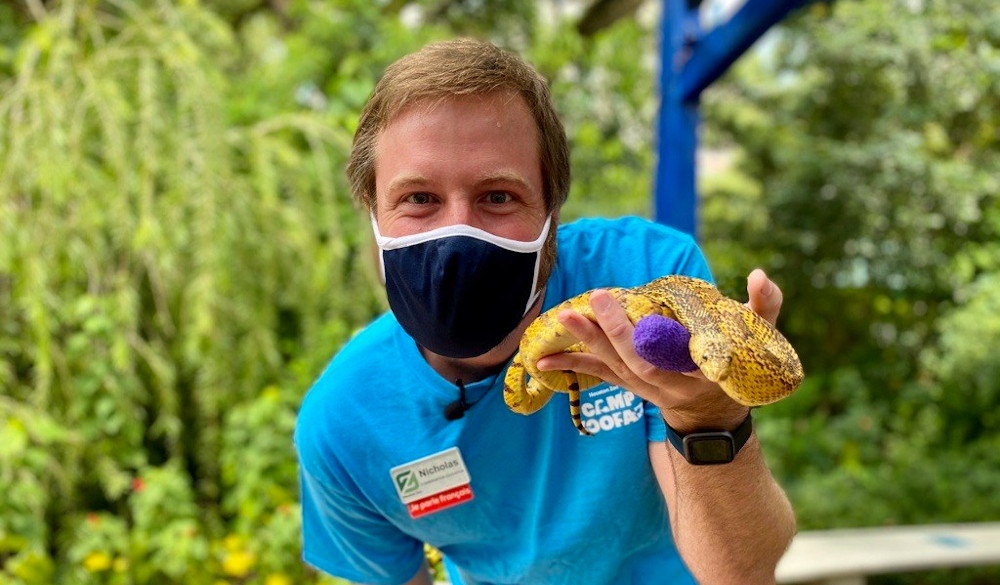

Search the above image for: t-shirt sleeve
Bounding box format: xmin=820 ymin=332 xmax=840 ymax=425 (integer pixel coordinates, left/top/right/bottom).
xmin=644 ymin=402 xmax=668 ymax=442
xmin=298 ymin=447 xmax=424 ymax=584
xmin=670 ymin=233 xmax=714 ymax=284
xmin=556 ymin=216 xmax=715 ymax=291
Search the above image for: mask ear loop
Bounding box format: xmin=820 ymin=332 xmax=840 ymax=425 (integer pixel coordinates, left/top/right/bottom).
xmin=522 ymin=216 xmax=552 ymax=315
xmin=370 ymin=215 xmax=388 ymax=284
xmin=522 ymin=256 xmax=542 ymax=314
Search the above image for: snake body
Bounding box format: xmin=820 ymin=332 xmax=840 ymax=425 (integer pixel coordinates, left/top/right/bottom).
xmin=503 ymin=275 xmax=804 ymax=435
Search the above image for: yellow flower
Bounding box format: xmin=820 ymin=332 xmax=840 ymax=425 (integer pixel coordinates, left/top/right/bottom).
xmin=83 ymin=551 xmax=113 ymax=572
xmin=221 ymin=550 xmax=255 ymax=577
xmin=222 ymin=534 xmax=244 ymax=552
xmin=265 ymin=574 xmax=293 ymax=585
xmin=423 ymin=543 xmax=443 ymax=565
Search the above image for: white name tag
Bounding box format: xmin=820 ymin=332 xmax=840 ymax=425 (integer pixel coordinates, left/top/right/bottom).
xmin=390 ymin=447 xmax=474 ymax=518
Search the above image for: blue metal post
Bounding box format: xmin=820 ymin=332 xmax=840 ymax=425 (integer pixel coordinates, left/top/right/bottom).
xmin=654 ymin=0 xmax=700 ymax=237
xmin=654 ymin=0 xmax=808 ymax=237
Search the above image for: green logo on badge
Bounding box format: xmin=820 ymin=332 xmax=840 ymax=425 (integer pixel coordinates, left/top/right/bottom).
xmin=396 ymin=470 xmax=419 ymax=494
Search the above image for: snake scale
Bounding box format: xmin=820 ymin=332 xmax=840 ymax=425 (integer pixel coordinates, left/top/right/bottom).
xmin=503 ymin=275 xmax=804 ymax=435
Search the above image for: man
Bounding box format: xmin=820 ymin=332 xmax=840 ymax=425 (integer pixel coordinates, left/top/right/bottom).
xmin=295 ymin=38 xmax=795 ymax=585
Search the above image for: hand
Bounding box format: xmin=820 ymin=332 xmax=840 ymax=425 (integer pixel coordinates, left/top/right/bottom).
xmin=535 ymin=268 xmax=784 ymax=432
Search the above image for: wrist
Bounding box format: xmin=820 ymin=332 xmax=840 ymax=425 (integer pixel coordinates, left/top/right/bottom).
xmin=663 ymin=410 xmax=754 ymax=466
xmin=661 ymin=399 xmax=750 ymax=435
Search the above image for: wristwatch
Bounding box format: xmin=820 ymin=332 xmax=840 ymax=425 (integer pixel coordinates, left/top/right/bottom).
xmin=664 ymin=412 xmax=753 ymax=465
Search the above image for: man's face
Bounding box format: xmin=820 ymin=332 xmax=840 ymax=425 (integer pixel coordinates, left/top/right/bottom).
xmin=373 ymin=92 xmax=549 ymax=242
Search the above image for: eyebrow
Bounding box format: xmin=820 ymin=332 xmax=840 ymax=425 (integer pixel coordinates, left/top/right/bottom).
xmin=476 ymin=171 xmax=536 ymax=194
xmin=386 ymin=174 xmax=431 ymax=193
xmin=386 ymin=171 xmax=537 ymax=194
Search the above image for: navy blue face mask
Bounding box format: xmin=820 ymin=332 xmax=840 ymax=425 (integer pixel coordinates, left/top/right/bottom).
xmin=373 ymin=217 xmax=551 ymax=359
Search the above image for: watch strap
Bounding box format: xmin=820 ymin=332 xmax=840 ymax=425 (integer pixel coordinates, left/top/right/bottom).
xmin=664 ymin=411 xmax=753 ymax=465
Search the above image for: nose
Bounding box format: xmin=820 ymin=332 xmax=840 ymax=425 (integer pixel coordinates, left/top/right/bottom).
xmin=440 ymin=200 xmax=479 ymax=229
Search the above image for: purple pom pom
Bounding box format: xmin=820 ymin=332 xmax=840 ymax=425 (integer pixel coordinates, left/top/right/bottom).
xmin=633 ymin=315 xmax=698 ymax=373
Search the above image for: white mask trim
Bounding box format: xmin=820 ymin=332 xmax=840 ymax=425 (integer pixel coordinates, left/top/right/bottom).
xmin=371 ymin=216 xmax=552 ymax=254
xmin=371 ymin=215 xmax=551 ymax=312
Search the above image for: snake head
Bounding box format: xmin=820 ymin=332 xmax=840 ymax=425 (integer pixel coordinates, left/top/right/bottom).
xmin=688 ymin=332 xmax=734 ymax=384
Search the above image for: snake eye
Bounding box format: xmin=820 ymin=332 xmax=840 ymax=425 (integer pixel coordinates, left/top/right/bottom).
xmin=702 ymin=354 xmax=709 ymax=361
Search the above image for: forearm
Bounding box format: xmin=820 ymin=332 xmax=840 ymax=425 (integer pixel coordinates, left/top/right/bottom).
xmin=534 ymin=271 xmax=797 ymax=581
xmin=651 ymin=436 xmax=796 ymax=585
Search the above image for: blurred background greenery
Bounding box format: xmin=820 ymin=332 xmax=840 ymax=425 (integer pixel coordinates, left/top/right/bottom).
xmin=0 ymin=0 xmax=998 ymax=584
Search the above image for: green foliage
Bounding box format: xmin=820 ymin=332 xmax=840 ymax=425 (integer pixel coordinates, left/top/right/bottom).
xmin=0 ymin=0 xmax=381 ymax=582
xmin=4 ymin=0 xmax=997 ymax=583
xmin=535 ymin=16 xmax=660 ymax=220
xmin=921 ymin=273 xmax=1000 ymax=446
xmin=0 ymin=0 xmax=659 ymax=582
xmin=702 ymin=3 xmax=1000 ymax=582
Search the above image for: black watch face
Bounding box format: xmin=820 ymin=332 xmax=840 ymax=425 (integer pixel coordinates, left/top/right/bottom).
xmin=685 ymin=435 xmax=735 ymax=464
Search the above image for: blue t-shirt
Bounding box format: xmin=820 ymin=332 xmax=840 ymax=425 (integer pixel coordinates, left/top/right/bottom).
xmin=295 ymin=217 xmax=713 ymax=585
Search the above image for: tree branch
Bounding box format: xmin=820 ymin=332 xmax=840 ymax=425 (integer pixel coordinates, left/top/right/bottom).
xmin=577 ymin=0 xmax=646 ymax=38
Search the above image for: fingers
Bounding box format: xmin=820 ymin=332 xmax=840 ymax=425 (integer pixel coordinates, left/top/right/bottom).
xmin=585 ymin=290 xmax=664 ymax=384
xmin=746 ymin=268 xmax=783 ymax=326
xmin=537 ymin=349 xmax=627 ymax=388
xmin=535 ymin=290 xmax=692 ymax=402
xmin=534 ymin=299 xmax=633 ymax=383
xmin=532 ymin=275 xmax=783 ymax=422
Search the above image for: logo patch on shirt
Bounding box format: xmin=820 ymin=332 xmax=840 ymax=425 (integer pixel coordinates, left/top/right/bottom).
xmin=391 ymin=447 xmax=474 ymax=519
xmin=580 ymin=385 xmax=645 ymax=435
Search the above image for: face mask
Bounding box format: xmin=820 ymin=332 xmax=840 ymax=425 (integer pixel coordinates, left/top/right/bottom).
xmin=372 ymin=216 xmax=552 ymax=358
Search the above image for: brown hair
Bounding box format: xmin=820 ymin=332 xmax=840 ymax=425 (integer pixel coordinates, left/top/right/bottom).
xmin=346 ymin=38 xmax=570 ymax=214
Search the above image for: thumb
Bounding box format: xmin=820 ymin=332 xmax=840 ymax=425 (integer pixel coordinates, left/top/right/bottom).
xmin=746 ymin=268 xmax=783 ymax=326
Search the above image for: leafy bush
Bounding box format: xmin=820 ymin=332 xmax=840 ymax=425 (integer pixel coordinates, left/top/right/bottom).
xmin=0 ymin=0 xmax=661 ymax=582
xmin=704 ymin=2 xmax=1000 ymax=582
xmin=3 ymin=1 xmax=997 ymax=584
xmin=0 ymin=1 xmax=376 ymax=582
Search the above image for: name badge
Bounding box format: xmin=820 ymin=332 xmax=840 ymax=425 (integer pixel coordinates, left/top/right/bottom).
xmin=390 ymin=447 xmax=474 ymax=519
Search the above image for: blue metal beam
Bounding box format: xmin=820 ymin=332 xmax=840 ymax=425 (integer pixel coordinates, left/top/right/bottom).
xmin=677 ymin=0 xmax=804 ymax=103
xmin=654 ymin=0 xmax=808 ymax=237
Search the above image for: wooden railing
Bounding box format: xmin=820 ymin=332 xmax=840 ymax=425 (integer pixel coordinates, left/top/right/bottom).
xmin=775 ymin=523 xmax=1000 ymax=585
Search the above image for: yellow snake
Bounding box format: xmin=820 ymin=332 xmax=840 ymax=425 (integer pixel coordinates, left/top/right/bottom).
xmin=503 ymin=275 xmax=804 ymax=435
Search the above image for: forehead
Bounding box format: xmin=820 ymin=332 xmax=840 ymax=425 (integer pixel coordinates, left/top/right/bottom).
xmin=374 ymin=92 xmax=542 ymax=185
xmin=379 ymin=91 xmax=537 ymax=144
